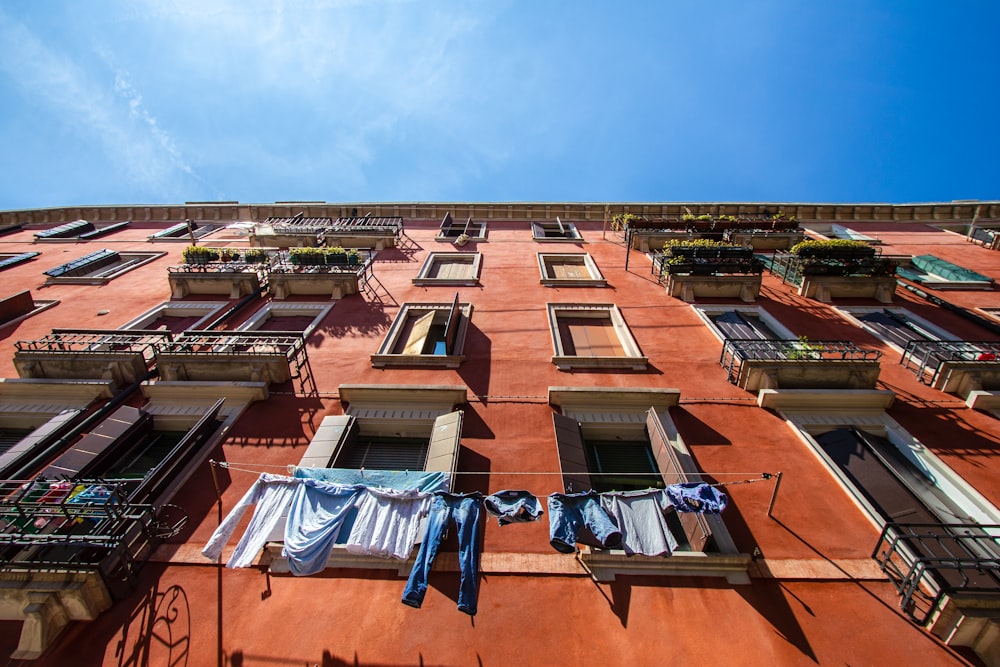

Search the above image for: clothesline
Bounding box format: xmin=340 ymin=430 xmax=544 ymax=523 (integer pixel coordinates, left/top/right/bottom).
xmin=207 ymin=460 xmax=784 ymax=519
xmin=208 ymin=459 xmax=777 ymax=481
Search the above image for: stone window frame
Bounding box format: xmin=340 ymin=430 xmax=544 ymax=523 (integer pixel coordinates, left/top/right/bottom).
xmin=537 ymin=253 xmax=606 ymax=287
xmin=118 ymin=301 xmax=229 ymax=333
xmin=235 ymin=302 xmax=333 ymax=339
xmin=833 ymin=306 xmax=959 ymax=354
xmin=44 ymin=251 xmax=165 ymax=285
xmin=372 ymin=298 xmax=473 ymax=368
xmin=412 ymin=252 xmax=482 ymax=286
xmin=547 ymin=303 xmax=647 ymax=371
xmin=531 ymin=218 xmax=583 ymax=242
xmin=691 ymin=304 xmax=797 ymax=345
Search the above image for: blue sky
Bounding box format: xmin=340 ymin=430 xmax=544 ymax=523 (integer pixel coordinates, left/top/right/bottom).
xmin=0 ymin=1 xmax=997 ymax=209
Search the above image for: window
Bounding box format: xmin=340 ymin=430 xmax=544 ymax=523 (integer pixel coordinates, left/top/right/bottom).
xmin=44 ymin=249 xmax=164 ymax=284
xmin=373 ymin=295 xmax=472 ymax=368
xmin=547 ymin=303 xmax=646 ymax=370
xmin=413 ymin=252 xmax=482 ymax=286
xmin=0 ymin=251 xmax=40 ymax=271
xmin=119 ymin=301 xmax=229 ymax=333
xmin=836 ymin=306 xmax=956 ymax=353
xmin=532 ymin=218 xmax=582 ymax=242
xmin=538 ymin=253 xmax=606 ymax=286
xmin=896 ymin=255 xmax=994 ymax=289
xmin=34 ymin=220 xmax=130 ymax=242
xmin=436 ymin=212 xmax=487 ymax=242
xmin=548 ymin=387 xmax=747 ymax=582
xmin=693 ymin=305 xmax=796 ymax=344
xmin=235 ymin=302 xmax=333 ymax=337
xmin=769 ymin=394 xmax=1000 ymax=629
xmin=0 ymin=290 xmax=58 ymax=330
xmin=148 ymin=221 xmax=219 ymax=242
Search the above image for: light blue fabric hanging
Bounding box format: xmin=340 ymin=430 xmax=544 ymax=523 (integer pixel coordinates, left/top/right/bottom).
xmin=282 ymin=480 xmax=365 ymax=576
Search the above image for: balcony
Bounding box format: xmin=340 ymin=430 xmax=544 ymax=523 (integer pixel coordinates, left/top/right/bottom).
xmin=873 ymin=522 xmax=1000 ymax=661
xmin=652 ymin=244 xmax=764 ymax=303
xmin=167 ymin=251 xmax=266 ymax=298
xmin=623 ymin=214 xmax=801 ymax=252
xmin=768 ymin=245 xmax=898 ymax=303
xmin=13 ymin=330 xmax=171 ymax=388
xmin=900 ymin=340 xmax=1000 ymax=400
xmin=0 ymin=479 xmax=164 ymax=659
xmin=267 ymin=248 xmax=377 ymax=300
xmin=251 ymin=215 xmax=403 ymax=250
xmin=154 ymin=331 xmax=307 ymax=384
xmin=720 ymin=338 xmax=883 ymax=391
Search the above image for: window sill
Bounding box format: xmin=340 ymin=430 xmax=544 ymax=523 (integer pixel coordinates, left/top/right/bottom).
xmin=577 ymin=546 xmax=752 ymax=584
xmin=371 ymin=354 xmax=465 ymax=369
xmin=552 ymin=355 xmax=648 ymax=371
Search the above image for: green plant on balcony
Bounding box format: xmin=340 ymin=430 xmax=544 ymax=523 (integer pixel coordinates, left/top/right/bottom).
xmin=790 ymin=239 xmax=875 ymax=259
xmin=325 ymin=246 xmax=349 ymax=264
xmin=243 ymin=249 xmax=268 ymax=264
xmin=289 ymin=246 xmax=327 ymax=265
xmin=182 ymin=245 xmax=219 ymax=264
xmin=218 ymin=249 xmax=241 ymax=262
xmin=787 ymin=335 xmax=824 ymax=360
xmin=612 ymin=213 xmax=643 ymax=232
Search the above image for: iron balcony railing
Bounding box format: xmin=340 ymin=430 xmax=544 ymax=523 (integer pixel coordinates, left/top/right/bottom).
xmin=0 ymin=478 xmax=161 ymax=583
xmin=14 ymin=329 xmax=173 ymax=363
xmin=720 ymin=338 xmax=882 ymax=384
xmin=157 ymin=331 xmax=305 ymax=361
xmin=900 ymin=340 xmax=1000 ymax=387
xmin=873 ymin=522 xmax=1000 ymax=625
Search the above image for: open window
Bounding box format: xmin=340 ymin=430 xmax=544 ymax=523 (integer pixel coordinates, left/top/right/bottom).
xmin=436 ymin=212 xmax=487 ymax=242
xmin=532 ymin=218 xmax=582 ymax=242
xmin=767 ymin=392 xmax=1000 ymax=643
xmin=547 ymin=303 xmax=646 ymax=370
xmin=413 ymin=252 xmax=482 ymax=286
xmin=44 ymin=249 xmax=164 ymax=284
xmin=372 ymin=294 xmax=472 ymax=368
xmin=548 ymin=387 xmax=747 ymax=582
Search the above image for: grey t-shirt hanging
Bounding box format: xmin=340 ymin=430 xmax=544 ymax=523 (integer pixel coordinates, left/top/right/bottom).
xmin=599 ymin=489 xmax=678 ymax=557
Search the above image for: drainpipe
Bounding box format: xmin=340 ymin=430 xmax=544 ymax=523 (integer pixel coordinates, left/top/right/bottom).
xmin=898 ymin=281 xmax=1000 ymax=337
xmin=4 ymin=368 xmax=159 ymax=481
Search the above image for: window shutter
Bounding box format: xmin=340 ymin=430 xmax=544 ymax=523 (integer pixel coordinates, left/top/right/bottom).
xmin=426 ymin=410 xmax=463 ymax=489
xmin=858 ymin=311 xmax=936 ymax=348
xmin=307 ymin=415 xmax=358 ymax=469
xmin=402 ymin=311 xmax=435 ymax=355
xmin=552 ymin=412 xmax=591 ymax=493
xmin=443 ymin=293 xmax=461 ymax=354
xmin=646 ymin=408 xmax=712 ymax=551
xmin=712 ymin=311 xmax=775 ymax=340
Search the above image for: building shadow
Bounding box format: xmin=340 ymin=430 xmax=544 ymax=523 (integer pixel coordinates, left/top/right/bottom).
xmin=669 ymin=406 xmax=734 ymax=446
xmin=458 ymin=325 xmax=492 ymax=404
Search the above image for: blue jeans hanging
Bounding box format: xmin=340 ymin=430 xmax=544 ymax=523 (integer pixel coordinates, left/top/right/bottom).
xmin=402 ymin=491 xmax=483 ymax=615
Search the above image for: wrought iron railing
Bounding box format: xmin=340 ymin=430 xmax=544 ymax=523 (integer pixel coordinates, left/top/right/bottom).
xmin=720 ymin=338 xmax=882 ymax=384
xmin=873 ymin=522 xmax=1000 ymax=625
xmin=14 ymin=329 xmax=173 ymax=362
xmin=0 ymin=478 xmax=161 ymax=584
xmin=900 ymin=340 xmax=1000 ymax=387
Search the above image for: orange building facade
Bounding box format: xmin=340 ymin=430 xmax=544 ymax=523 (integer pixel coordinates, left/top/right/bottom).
xmin=0 ymin=201 xmax=997 ymax=666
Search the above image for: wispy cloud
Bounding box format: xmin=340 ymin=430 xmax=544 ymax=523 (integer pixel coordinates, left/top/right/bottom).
xmin=0 ymin=6 xmax=211 ymax=202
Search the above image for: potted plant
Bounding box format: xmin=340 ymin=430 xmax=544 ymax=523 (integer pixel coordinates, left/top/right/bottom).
xmin=790 ymin=239 xmax=875 ymax=260
xmin=325 ymin=246 xmax=349 ymax=265
xmin=182 ymin=245 xmax=219 ymax=265
xmin=347 ymin=248 xmax=361 ymax=265
xmin=289 ymin=247 xmax=326 ymax=266
xmin=243 ymin=249 xmax=268 ymax=264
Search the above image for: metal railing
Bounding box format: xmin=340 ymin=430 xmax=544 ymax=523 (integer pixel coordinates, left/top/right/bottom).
xmin=14 ymin=329 xmax=173 ymax=363
xmin=720 ymin=338 xmax=882 ymax=384
xmin=900 ymin=340 xmax=1000 ymax=387
xmin=158 ymin=330 xmax=304 ymax=360
xmin=0 ymin=478 xmax=160 ymax=583
xmin=873 ymin=522 xmax=1000 ymax=625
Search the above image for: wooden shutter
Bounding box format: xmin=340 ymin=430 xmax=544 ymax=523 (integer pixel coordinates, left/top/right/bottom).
xmin=305 ymin=415 xmax=358 ymax=468
xmin=426 ymin=410 xmax=463 ymax=490
xmin=858 ymin=311 xmax=936 ymax=348
xmin=402 ymin=311 xmax=435 ymax=355
xmin=646 ymin=408 xmax=712 ymax=551
xmin=558 ymin=317 xmax=624 ymax=357
xmin=712 ymin=311 xmax=775 ymax=340
xmin=0 ymin=409 xmax=81 ymax=477
xmin=439 ymin=211 xmax=453 ymax=233
xmin=442 ymin=293 xmax=461 ymax=354
xmin=552 ymin=413 xmax=591 ymax=493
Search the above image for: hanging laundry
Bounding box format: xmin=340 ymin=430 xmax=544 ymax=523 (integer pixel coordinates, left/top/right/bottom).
xmin=599 ymin=489 xmax=678 ymax=557
xmin=293 ymin=467 xmax=451 ymax=493
xmin=483 ymin=490 xmax=544 ymax=526
xmin=547 ymin=491 xmax=622 ymax=554
xmin=666 ymin=483 xmax=728 ymax=513
xmin=402 ymin=491 xmax=483 ymax=615
xmin=345 ymin=487 xmax=432 ymax=560
xmin=202 ymin=473 xmax=300 ymax=568
xmin=283 ymin=481 xmax=365 ymax=576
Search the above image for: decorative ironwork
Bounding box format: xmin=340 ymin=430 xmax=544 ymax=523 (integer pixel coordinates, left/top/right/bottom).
xmin=900 ymin=340 xmax=1000 ymax=386
xmin=719 ymin=338 xmax=882 ymax=385
xmin=873 ymin=522 xmax=1000 ymax=625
